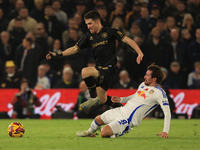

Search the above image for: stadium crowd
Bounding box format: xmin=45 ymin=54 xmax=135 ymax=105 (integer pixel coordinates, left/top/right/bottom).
xmin=0 ymin=0 xmax=200 ymax=91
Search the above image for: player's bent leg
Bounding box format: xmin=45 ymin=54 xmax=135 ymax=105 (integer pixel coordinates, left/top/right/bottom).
xmin=101 ymin=125 xmax=113 ymax=138
xmin=96 ymin=86 xmax=107 ymax=104
xmin=81 ymin=67 xmax=99 ymax=79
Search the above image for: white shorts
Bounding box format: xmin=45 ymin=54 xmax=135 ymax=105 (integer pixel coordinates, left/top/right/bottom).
xmin=101 ymin=108 xmax=131 ymax=136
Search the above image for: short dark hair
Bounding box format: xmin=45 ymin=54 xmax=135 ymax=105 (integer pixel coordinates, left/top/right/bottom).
xmin=26 ymin=38 xmax=33 ymax=45
xmin=52 ymin=0 xmax=61 ymax=4
xmin=147 ymin=64 xmax=164 ymax=84
xmin=84 ymin=10 xmax=101 ymax=21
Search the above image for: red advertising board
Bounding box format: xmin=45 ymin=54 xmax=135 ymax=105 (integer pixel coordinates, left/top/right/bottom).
xmin=0 ymin=89 xmax=199 ymax=119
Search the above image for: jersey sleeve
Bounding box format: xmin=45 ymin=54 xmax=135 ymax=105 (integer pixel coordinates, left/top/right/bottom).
xmin=111 ymin=28 xmax=126 ymax=41
xmin=155 ymin=90 xmax=171 ymax=134
xmin=75 ymin=32 xmax=90 ymax=50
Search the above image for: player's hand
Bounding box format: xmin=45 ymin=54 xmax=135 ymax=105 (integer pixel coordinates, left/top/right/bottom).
xmin=156 ymin=132 xmax=169 ymax=138
xmin=46 ymin=51 xmax=56 ymax=60
xmin=136 ymin=54 xmax=143 ymax=64
xmin=111 ymin=96 xmax=121 ymax=103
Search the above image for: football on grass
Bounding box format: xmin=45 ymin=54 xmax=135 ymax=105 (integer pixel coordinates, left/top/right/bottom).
xmin=7 ymin=122 xmax=25 ymax=137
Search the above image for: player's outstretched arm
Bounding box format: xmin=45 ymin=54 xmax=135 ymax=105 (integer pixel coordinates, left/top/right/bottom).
xmin=156 ymin=132 xmax=169 ymax=138
xmin=122 ymin=36 xmax=143 ymax=64
xmin=46 ymin=46 xmax=78 ymax=60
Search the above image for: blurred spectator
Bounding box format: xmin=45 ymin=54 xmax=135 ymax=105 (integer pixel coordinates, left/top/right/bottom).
xmin=29 ymin=0 xmax=44 ymax=22
xmin=11 ymin=79 xmax=41 ymax=119
xmin=161 ymin=67 xmax=179 ymax=90
xmin=162 ymin=0 xmax=178 ymax=17
xmin=20 ymin=38 xmax=38 ymax=81
xmin=195 ymin=12 xmax=200 ymax=27
xmin=61 ymin=0 xmax=76 ymax=18
xmin=143 ymin=27 xmax=173 ymax=69
xmin=164 ymin=16 xmax=177 ymax=33
xmin=43 ymin=0 xmax=52 ymax=8
xmin=114 ymin=70 xmax=138 ymax=89
xmin=182 ymin=13 xmax=196 ymax=39
xmin=72 ymin=81 xmax=108 ymax=118
xmin=54 ymin=67 xmax=78 ymax=88
xmin=9 ymin=18 xmax=27 ymax=50
xmin=169 ymin=28 xmax=188 ymax=71
xmin=0 ymin=8 xmax=8 ymax=33
xmin=97 ymin=5 xmax=110 ymax=27
xmin=40 ymin=59 xmax=58 ymax=88
xmin=75 ymin=1 xmax=87 ymax=17
xmin=34 ymin=64 xmax=51 ymax=89
xmin=7 ymin=7 xmax=38 ymax=34
xmin=126 ymin=22 xmax=145 ymax=41
xmin=181 ymin=28 xmax=193 ymax=44
xmin=188 ymin=28 xmax=200 ymax=71
xmin=65 ymin=28 xmax=80 ymax=49
xmin=73 ymin=13 xmax=87 ymax=33
xmin=174 ymin=1 xmax=186 ymax=28
xmin=111 ymin=16 xmax=126 ymax=34
xmin=135 ymin=6 xmax=155 ymax=36
xmin=0 ymin=58 xmax=5 ymax=83
xmin=62 ymin=18 xmax=83 ymax=48
xmin=109 ymin=0 xmax=127 ymax=23
xmin=187 ymin=0 xmax=200 ymax=18
xmin=50 ymin=39 xmax=65 ymax=72
xmin=35 ymin=22 xmax=54 ymax=61
xmin=87 ymin=58 xmax=96 ymax=67
xmin=149 ymin=4 xmax=160 ymax=27
xmin=42 ymin=5 xmax=65 ymax=42
xmin=0 ymin=60 xmax=22 ymax=88
xmin=155 ymin=19 xmax=170 ymax=41
xmin=168 ymin=61 xmax=188 ymax=89
xmin=0 ymin=31 xmax=15 ymax=64
xmin=52 ymin=0 xmax=68 ymax=25
xmin=125 ymin=1 xmax=141 ymax=29
xmin=187 ymin=61 xmax=200 ymax=89
xmin=7 ymin=0 xmax=25 ymax=21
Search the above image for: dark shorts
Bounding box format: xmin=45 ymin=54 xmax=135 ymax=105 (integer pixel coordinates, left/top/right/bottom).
xmin=95 ymin=65 xmax=118 ymax=91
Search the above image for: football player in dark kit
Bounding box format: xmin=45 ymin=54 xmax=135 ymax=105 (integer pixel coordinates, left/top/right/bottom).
xmin=46 ymin=10 xmax=144 ymax=110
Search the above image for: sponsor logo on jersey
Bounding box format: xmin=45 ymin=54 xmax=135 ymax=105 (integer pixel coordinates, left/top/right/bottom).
xmin=101 ymin=32 xmax=107 ymax=38
xmin=90 ymin=36 xmax=93 ymax=40
xmin=149 ymin=90 xmax=154 ymax=94
xmin=92 ymin=40 xmax=108 ymax=48
xmin=137 ymin=91 xmax=147 ymax=99
xmin=117 ymin=31 xmax=123 ymax=36
xmin=145 ymin=88 xmax=149 ymax=91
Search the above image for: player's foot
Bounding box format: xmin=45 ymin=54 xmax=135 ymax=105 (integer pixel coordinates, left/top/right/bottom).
xmin=79 ymin=97 xmax=100 ymax=110
xmin=76 ymin=130 xmax=96 ymax=137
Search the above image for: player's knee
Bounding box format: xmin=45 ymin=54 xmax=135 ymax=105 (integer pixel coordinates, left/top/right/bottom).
xmin=81 ymin=68 xmax=88 ymax=78
xmin=95 ymin=115 xmax=104 ymax=125
xmin=100 ymin=126 xmax=112 ymax=138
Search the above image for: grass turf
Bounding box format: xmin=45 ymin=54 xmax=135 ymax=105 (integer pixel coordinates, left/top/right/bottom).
xmin=0 ymin=119 xmax=199 ymax=150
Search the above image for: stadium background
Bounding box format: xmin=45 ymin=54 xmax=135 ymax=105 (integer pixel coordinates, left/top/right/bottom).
xmin=0 ymin=0 xmax=200 ymax=119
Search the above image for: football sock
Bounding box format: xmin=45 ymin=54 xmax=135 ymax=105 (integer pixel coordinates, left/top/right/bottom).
xmin=105 ymin=96 xmax=123 ymax=108
xmin=88 ymin=119 xmax=101 ymax=133
xmin=105 ymin=96 xmax=114 ymax=106
xmin=83 ymin=76 xmax=97 ymax=98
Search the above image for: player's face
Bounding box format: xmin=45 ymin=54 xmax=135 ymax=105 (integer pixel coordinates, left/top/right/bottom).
xmin=85 ymin=19 xmax=98 ymax=34
xmin=144 ymin=70 xmax=155 ymax=86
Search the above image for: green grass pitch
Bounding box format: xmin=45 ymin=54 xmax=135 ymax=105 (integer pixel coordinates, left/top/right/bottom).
xmin=0 ymin=119 xmax=199 ymax=150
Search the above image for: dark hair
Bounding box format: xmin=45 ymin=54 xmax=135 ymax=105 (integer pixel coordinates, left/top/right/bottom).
xmin=84 ymin=10 xmax=101 ymax=21
xmin=147 ymin=64 xmax=164 ymax=84
xmin=52 ymin=0 xmax=61 ymax=4
xmin=19 ymin=6 xmax=28 ymax=12
xmin=26 ymin=38 xmax=33 ymax=45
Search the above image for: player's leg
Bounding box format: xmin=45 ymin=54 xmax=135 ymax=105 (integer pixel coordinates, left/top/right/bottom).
xmin=76 ymin=115 xmax=105 ymax=137
xmin=79 ymin=67 xmax=100 ymax=109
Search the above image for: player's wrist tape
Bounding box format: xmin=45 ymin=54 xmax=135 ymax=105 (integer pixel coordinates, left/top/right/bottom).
xmin=50 ymin=52 xmax=63 ymax=59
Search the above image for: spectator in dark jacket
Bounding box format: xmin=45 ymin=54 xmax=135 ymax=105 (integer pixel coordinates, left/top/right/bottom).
xmin=54 ymin=67 xmax=78 ymax=88
xmin=0 ymin=8 xmax=8 ymax=33
xmin=29 ymin=0 xmax=44 ymax=22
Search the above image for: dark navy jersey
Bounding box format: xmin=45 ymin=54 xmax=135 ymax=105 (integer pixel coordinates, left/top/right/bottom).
xmin=75 ymin=27 xmax=126 ymax=66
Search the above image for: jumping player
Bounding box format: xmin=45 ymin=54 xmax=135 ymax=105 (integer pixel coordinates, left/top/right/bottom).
xmin=46 ymin=10 xmax=144 ymax=110
xmin=76 ymin=64 xmax=171 ymax=138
